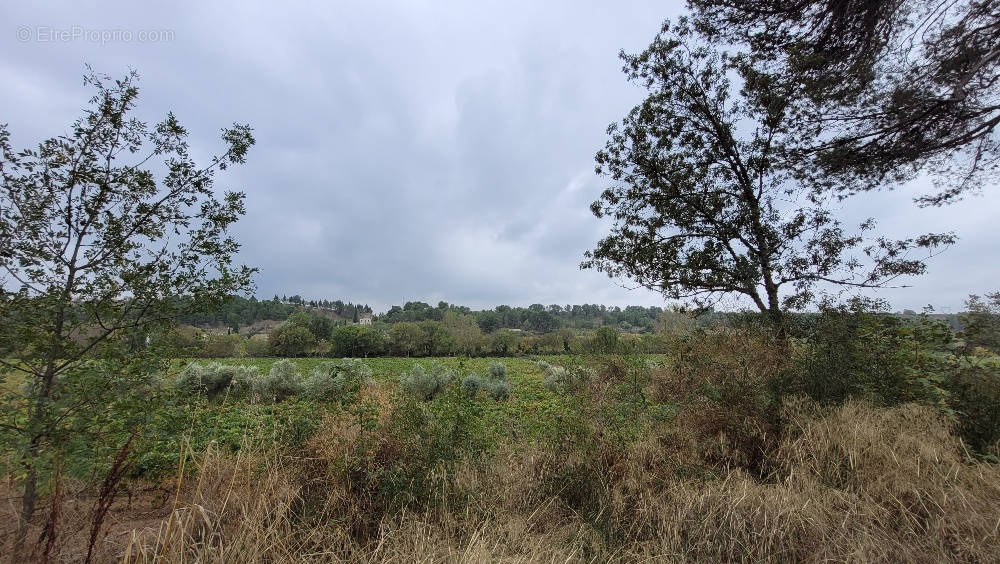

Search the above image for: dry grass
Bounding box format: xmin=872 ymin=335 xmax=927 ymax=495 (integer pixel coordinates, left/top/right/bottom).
xmin=114 ymin=399 xmax=1000 ymax=564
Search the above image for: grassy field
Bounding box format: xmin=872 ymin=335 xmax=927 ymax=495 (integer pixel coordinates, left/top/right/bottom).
xmin=4 ymin=336 xmax=1000 ymax=562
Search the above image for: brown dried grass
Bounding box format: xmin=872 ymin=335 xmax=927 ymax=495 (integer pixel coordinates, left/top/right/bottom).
xmin=117 ymin=399 xmax=1000 ymax=563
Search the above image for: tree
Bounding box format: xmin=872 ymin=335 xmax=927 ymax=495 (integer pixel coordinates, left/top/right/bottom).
xmin=0 ymin=69 xmax=254 ymax=557
xmin=960 ymin=292 xmax=1000 ymax=353
xmin=388 ymin=322 xmax=426 ymax=356
xmin=689 ymin=0 xmax=1000 ymax=205
xmin=442 ymin=312 xmax=486 ymax=356
xmin=582 ymin=20 xmax=953 ymax=332
xmin=268 ymin=323 xmax=316 ymax=357
xmin=590 ymin=326 xmax=622 ymax=354
xmin=476 ymin=311 xmax=501 ymax=333
xmin=330 ymin=324 xmax=384 ymax=357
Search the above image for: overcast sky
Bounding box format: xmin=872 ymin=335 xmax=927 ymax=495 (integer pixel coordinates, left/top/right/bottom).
xmin=2 ymin=1 xmax=996 ymax=313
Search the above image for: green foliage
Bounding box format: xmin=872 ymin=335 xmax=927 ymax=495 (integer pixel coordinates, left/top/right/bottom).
xmin=459 ymin=362 xmax=511 ymax=401
xmin=582 ymin=18 xmax=953 ymax=326
xmin=379 ymin=386 xmax=492 ymax=507
xmin=330 ymin=324 xmax=384 ymax=357
xmin=268 ymin=323 xmax=316 ymax=357
xmin=943 ymin=356 xmax=1000 ymax=459
xmin=388 ymin=322 xmax=427 ymax=356
xmin=961 ymin=292 xmax=1000 ymax=354
xmin=173 ymin=362 xmax=259 ymax=398
xmin=689 ymin=0 xmax=1000 ymax=205
xmin=303 ymin=359 xmax=372 ymax=402
xmin=538 ymin=360 xmax=593 ymax=394
xmin=0 ymin=67 xmax=255 ymax=549
xmin=487 ymin=361 xmax=507 ymax=381
xmin=399 ymin=362 xmax=453 ymax=400
xmin=589 ymin=326 xmax=624 ymax=354
xmin=460 ymin=375 xmax=481 ymax=399
xmin=787 ymin=301 xmax=954 ymax=410
xmin=256 ymin=359 xmax=303 ymax=402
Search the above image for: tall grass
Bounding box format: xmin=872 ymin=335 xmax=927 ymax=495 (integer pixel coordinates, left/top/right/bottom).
xmin=119 ymin=397 xmax=1000 ymax=563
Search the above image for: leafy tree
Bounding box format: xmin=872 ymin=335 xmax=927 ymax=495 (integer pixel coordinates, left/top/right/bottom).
xmin=0 ymin=69 xmax=254 ymax=556
xmin=268 ymin=323 xmax=316 ymax=357
xmin=442 ymin=312 xmax=486 ymax=356
xmin=490 ymin=330 xmax=521 ymax=356
xmin=582 ymin=19 xmax=953 ymax=332
xmin=476 ymin=311 xmax=501 ymax=333
xmin=420 ymin=320 xmax=455 ymax=356
xmin=330 ymin=324 xmax=384 ymax=357
xmin=389 ymin=322 xmax=427 ymax=356
xmin=287 ymin=310 xmax=334 ymax=340
xmin=961 ymin=292 xmax=1000 ymax=353
xmin=689 ymin=0 xmax=1000 ymax=205
xmin=590 ymin=326 xmax=623 ymax=354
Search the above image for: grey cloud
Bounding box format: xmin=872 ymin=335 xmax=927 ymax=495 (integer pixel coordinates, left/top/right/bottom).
xmin=1 ymin=0 xmax=996 ymax=313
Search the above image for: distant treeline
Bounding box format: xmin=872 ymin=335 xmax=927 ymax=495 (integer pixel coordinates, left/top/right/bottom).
xmin=154 ymin=291 xmax=1000 ymax=360
xmin=177 ymin=295 xmax=674 ymax=334
xmin=176 ymin=295 xmax=372 ymax=329
xmin=382 ymin=301 xmax=667 ymax=333
xmin=175 ymin=295 xmax=974 ymax=339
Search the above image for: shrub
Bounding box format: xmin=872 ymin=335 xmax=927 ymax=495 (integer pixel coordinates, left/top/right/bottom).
xmin=788 ymin=303 xmax=954 ymax=410
xmin=460 ymin=362 xmax=510 ymax=401
xmin=488 ymin=361 xmax=507 ymax=381
xmin=589 ymin=326 xmax=623 ymax=354
xmin=481 ymin=378 xmax=510 ymax=401
xmin=460 ymin=374 xmax=481 ymax=399
xmin=654 ymin=327 xmax=789 ymax=474
xmin=268 ymin=324 xmax=316 ymax=357
xmin=198 ymin=334 xmax=247 ymax=358
xmin=173 ymin=362 xmax=208 ymax=395
xmin=539 ymin=361 xmax=593 ymax=394
xmin=944 ymin=356 xmax=1000 ymax=459
xmin=399 ymin=363 xmax=453 ymax=400
xmin=303 ymin=359 xmax=373 ymax=402
xmin=256 ymin=359 xmax=303 ymax=402
xmin=173 ymin=362 xmax=258 ymax=399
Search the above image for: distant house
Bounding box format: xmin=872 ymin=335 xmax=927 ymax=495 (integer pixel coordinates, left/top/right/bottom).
xmin=358 ymin=312 xmax=373 ymax=326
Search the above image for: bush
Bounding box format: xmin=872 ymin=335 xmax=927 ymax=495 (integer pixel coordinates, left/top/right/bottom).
xmin=788 ymin=302 xmax=953 ymax=410
xmin=198 ymin=334 xmax=247 ymax=358
xmin=588 ymin=326 xmax=624 ymax=354
xmin=944 ymin=356 xmax=1000 ymax=459
xmin=460 ymin=361 xmax=510 ymax=401
xmin=256 ymin=359 xmax=303 ymax=402
xmin=303 ymin=359 xmax=373 ymax=402
xmin=173 ymin=362 xmax=258 ymax=399
xmin=268 ymin=324 xmax=316 ymax=357
xmin=399 ymin=362 xmax=453 ymax=400
xmin=538 ymin=360 xmax=593 ymax=394
xmin=460 ymin=374 xmax=480 ymax=398
xmin=244 ymin=336 xmax=270 ymax=358
xmin=481 ymin=378 xmax=510 ymax=401
xmin=488 ymin=361 xmax=506 ymax=381
xmin=655 ymin=327 xmax=789 ymax=474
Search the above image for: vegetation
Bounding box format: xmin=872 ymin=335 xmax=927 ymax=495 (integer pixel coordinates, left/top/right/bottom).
xmin=3 ymin=311 xmax=997 ymax=561
xmin=0 ymin=69 xmax=254 ymax=560
xmin=582 ymin=18 xmax=954 ymax=332
xmin=2 ymin=2 xmax=999 ymax=561
xmin=688 ymin=0 xmax=1000 ymax=205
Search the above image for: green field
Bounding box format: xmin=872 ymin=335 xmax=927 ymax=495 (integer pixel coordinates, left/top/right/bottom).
xmin=145 ymin=354 xmax=673 ymax=481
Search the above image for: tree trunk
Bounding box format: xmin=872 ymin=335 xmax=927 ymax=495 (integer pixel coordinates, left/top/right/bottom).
xmin=13 ymin=440 xmax=39 ymax=561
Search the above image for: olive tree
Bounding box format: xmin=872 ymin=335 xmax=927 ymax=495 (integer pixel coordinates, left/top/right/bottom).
xmin=582 ymin=20 xmax=953 ymax=332
xmin=0 ymin=69 xmax=255 ymax=557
